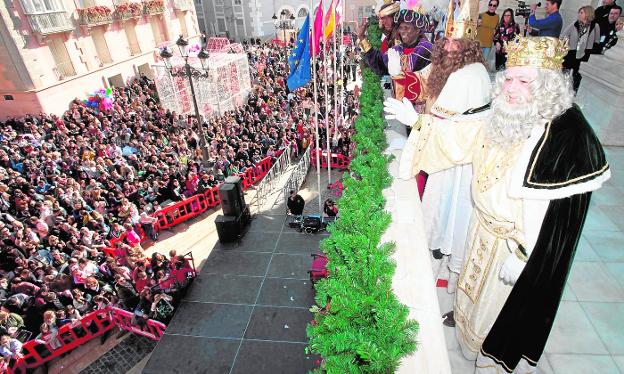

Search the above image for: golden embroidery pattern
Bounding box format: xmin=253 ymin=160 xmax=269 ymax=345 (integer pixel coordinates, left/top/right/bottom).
xmin=475 ymin=141 xmax=523 ymax=193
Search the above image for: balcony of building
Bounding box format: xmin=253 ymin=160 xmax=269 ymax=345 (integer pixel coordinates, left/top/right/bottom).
xmin=25 ymin=10 xmax=74 ymax=35
xmin=142 ymin=0 xmax=165 ymax=16
xmin=172 ymin=0 xmax=193 ymax=12
xmin=77 ymin=5 xmax=114 ymax=26
xmin=19 ymin=0 xmax=74 ymax=35
xmin=113 ymin=1 xmax=143 ymax=21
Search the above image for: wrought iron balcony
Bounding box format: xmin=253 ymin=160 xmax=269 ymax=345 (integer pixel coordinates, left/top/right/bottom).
xmin=142 ymin=0 xmax=165 ymax=15
xmin=172 ymin=0 xmax=193 ymax=11
xmin=114 ymin=2 xmax=143 ymax=20
xmin=77 ymin=6 xmax=114 ymax=26
xmin=25 ymin=10 xmax=74 ymax=35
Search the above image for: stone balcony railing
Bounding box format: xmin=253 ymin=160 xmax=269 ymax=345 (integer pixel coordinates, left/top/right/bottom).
xmin=172 ymin=0 xmax=194 ymax=11
xmin=142 ymin=0 xmax=165 ymax=15
xmin=77 ymin=6 xmax=114 ymax=26
xmin=25 ymin=10 xmax=74 ymax=35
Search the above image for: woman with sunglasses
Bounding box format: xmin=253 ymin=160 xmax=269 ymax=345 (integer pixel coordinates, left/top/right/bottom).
xmin=493 ymin=9 xmax=521 ymax=70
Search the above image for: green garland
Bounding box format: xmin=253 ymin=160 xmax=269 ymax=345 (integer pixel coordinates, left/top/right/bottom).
xmin=306 ymin=19 xmax=418 ymax=373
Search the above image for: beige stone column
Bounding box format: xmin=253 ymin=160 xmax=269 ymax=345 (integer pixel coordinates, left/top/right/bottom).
xmin=575 ymin=30 xmax=624 ymax=146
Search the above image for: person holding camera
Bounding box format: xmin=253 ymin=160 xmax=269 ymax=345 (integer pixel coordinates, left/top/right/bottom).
xmin=527 ymin=0 xmax=563 ymax=36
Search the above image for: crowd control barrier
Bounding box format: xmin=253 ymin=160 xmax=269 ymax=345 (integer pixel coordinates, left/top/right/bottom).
xmin=8 ymin=309 xmax=115 ymax=373
xmin=312 ymin=149 xmax=350 ymax=170
xmin=7 ymin=307 xmax=168 ymax=374
xmin=108 ymin=307 xmax=167 ymax=341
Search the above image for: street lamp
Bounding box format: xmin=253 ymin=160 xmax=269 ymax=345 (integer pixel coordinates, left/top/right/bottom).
xmin=273 ymin=11 xmax=295 ymax=43
xmin=159 ymin=35 xmax=211 ymax=165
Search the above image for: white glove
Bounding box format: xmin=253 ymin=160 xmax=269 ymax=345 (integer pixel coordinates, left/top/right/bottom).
xmin=384 ymin=97 xmax=419 ymax=127
xmin=387 ymin=48 xmax=402 ymax=77
xmin=499 ymin=254 xmax=526 ymax=285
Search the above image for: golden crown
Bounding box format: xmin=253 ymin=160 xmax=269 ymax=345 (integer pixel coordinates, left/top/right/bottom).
xmin=505 ymin=36 xmax=569 ymax=70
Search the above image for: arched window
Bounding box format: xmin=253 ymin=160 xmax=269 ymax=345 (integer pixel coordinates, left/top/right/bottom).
xmin=297 ymin=8 xmax=308 ymax=18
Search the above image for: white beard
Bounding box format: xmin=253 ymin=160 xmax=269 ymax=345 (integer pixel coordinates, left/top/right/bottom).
xmin=486 ymin=95 xmax=540 ymax=148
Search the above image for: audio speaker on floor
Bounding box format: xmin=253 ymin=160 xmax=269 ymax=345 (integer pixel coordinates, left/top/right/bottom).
xmin=225 ymin=176 xmax=246 ymax=206
xmin=219 ymin=183 xmax=242 ymax=217
xmin=215 ymin=215 xmax=240 ymax=243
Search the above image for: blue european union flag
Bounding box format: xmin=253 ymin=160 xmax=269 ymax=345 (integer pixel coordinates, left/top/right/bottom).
xmin=287 ymin=15 xmax=311 ymax=91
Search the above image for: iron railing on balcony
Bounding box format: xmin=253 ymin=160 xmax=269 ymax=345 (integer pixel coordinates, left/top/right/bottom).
xmin=114 ymin=2 xmax=143 ymax=20
xmin=77 ymin=6 xmax=114 ymax=26
xmin=25 ymin=11 xmax=74 ymax=35
xmin=52 ymin=61 xmax=76 ymax=80
xmin=142 ymin=0 xmax=165 ymax=15
xmin=172 ymin=0 xmax=193 ymax=11
xmin=128 ymin=41 xmax=142 ymax=55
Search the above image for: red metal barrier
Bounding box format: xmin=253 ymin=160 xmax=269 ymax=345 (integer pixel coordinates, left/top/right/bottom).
xmin=312 ymin=149 xmax=351 ymax=170
xmin=8 ymin=309 xmax=115 ymax=373
xmin=152 ymin=193 xmax=209 ymax=231
xmin=108 ymin=307 xmax=167 ymax=341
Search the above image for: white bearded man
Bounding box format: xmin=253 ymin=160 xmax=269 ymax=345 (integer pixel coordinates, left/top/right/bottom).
xmin=384 ymin=36 xmax=610 ymax=373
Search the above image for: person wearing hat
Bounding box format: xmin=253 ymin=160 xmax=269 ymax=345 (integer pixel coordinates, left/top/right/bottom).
xmin=385 ymin=9 xmax=434 ymax=106
xmin=390 ymin=0 xmax=491 ymax=296
xmin=357 ymin=0 xmax=401 ymax=76
xmin=385 ymin=36 xmax=609 ymax=372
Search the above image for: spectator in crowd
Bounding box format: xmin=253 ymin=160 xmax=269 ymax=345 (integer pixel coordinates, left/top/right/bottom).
xmin=493 ymin=8 xmax=521 ymax=69
xmin=0 ymin=334 xmax=22 ymax=359
xmin=597 ymin=5 xmax=623 ymax=52
xmin=595 ymin=0 xmax=619 ymax=21
xmin=561 ymin=5 xmax=601 ymax=92
xmin=478 ymin=0 xmax=500 ymax=66
xmin=528 ymin=0 xmax=563 ymax=36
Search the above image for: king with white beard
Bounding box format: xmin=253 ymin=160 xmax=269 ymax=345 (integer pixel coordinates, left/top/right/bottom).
xmin=384 ymin=36 xmax=610 ymax=373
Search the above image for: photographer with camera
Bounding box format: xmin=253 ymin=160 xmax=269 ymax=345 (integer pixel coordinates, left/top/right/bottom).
xmin=527 ymin=0 xmax=563 ymax=36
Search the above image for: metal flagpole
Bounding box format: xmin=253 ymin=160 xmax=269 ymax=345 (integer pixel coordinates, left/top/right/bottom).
xmin=332 ymin=5 xmax=338 ymax=168
xmin=312 ymin=0 xmax=322 ymax=214
xmin=340 ymin=0 xmax=345 ymax=124
xmin=324 ymin=31 xmax=331 ymax=185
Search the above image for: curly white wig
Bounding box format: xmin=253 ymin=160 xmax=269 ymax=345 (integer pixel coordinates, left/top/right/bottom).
xmin=486 ymin=68 xmax=574 ymax=148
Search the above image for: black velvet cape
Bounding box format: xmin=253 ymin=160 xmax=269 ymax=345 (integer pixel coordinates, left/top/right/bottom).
xmin=479 ymin=105 xmax=609 ymax=372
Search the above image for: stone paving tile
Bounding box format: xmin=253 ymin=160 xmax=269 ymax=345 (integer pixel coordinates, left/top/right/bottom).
xmin=79 ymin=334 xmax=156 ymax=374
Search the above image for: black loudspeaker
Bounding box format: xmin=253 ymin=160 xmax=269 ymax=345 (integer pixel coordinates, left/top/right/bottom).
xmin=225 ymin=176 xmax=246 ymax=206
xmin=215 ymin=215 xmax=240 ymax=243
xmin=219 ymin=183 xmax=242 ymax=217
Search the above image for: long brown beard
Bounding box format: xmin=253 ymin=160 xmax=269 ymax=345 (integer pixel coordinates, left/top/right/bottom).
xmin=426 ymin=38 xmax=486 ymax=100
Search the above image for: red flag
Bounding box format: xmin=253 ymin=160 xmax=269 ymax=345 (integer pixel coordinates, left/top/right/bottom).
xmin=312 ymin=0 xmax=324 ymax=56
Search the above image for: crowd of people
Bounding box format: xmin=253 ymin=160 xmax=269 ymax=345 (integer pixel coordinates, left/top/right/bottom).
xmin=0 ymin=39 xmax=358 ymax=366
xmin=478 ymin=0 xmax=623 ymax=90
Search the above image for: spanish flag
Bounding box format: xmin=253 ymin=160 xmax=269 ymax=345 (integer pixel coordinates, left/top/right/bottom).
xmin=323 ymin=0 xmax=335 ymax=40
